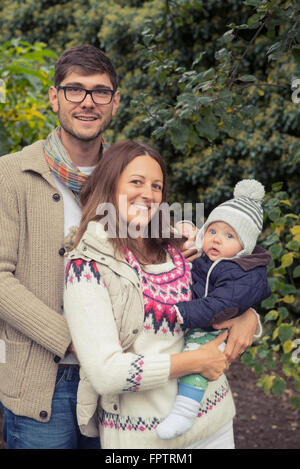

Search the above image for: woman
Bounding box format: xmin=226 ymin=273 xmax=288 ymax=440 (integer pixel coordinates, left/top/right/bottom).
xmin=64 ymin=140 xmax=260 ymax=449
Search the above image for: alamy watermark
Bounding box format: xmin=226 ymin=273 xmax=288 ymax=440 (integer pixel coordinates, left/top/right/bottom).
xmin=292 ymin=339 xmax=300 ymax=364
xmin=291 ymin=78 xmax=300 ymax=103
xmin=0 ymin=339 xmax=5 ymax=364
xmin=95 ymin=198 xmax=204 ymax=240
xmin=0 ymin=79 xmax=6 ymax=103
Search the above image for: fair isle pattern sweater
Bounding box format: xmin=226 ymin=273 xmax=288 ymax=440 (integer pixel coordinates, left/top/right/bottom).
xmin=65 ymin=248 xmax=235 ymax=449
xmin=125 ymin=246 xmax=192 ymax=335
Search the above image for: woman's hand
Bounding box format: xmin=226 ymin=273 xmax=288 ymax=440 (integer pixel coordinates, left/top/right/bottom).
xmin=192 ymin=330 xmax=229 ymax=381
xmin=169 ymin=330 xmax=229 ymax=381
xmin=213 ymin=308 xmax=258 ymax=362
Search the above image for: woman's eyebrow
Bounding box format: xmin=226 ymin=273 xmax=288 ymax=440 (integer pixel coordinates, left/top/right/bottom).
xmin=129 ymin=174 xmax=163 ymax=183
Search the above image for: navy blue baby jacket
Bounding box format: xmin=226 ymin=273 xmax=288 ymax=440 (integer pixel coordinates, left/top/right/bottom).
xmin=177 ymin=246 xmax=271 ymax=331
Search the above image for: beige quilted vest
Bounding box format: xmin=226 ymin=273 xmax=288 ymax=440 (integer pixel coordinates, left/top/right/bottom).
xmin=67 ymin=221 xmax=145 ymax=437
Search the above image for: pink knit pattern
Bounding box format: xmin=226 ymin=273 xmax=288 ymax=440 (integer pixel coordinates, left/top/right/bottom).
xmin=99 ymin=383 xmax=230 ymax=431
xmin=125 ymin=246 xmax=192 ymax=334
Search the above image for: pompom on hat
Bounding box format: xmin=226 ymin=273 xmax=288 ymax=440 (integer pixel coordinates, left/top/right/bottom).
xmin=200 ymin=179 xmax=265 ymax=256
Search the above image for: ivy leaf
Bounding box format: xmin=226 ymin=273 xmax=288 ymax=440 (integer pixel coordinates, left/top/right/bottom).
xmin=282 ymin=295 xmax=295 ymax=304
xmin=264 ymin=309 xmax=278 ymax=322
xmin=261 ymin=293 xmax=277 ymax=309
xmin=244 ymin=0 xmax=266 ymax=6
xmin=196 ymin=115 xmax=219 ymax=141
xmin=268 ymin=207 xmax=281 ymax=222
xmin=267 ymin=277 xmax=280 ymax=292
xmin=272 ymin=377 xmax=286 ymax=397
xmin=238 ymin=74 xmax=256 ymax=82
xmin=293 ymin=265 xmax=300 ymax=278
xmin=269 ymin=243 xmax=283 ymax=259
xmin=196 ymin=96 xmax=215 ymax=106
xmin=247 ymin=13 xmax=262 ymax=28
xmin=278 ymin=307 xmax=289 ymax=319
xmin=291 ymin=226 xmax=300 ymax=236
xmin=263 ymin=232 xmax=280 ymax=246
xmin=223 ymin=29 xmax=235 ymax=43
xmin=278 ymin=324 xmax=293 ymax=343
xmin=283 ymin=340 xmax=294 ymax=354
xmin=286 ymin=240 xmax=299 ymax=251
xmin=258 ymin=374 xmax=275 ymax=393
xmin=279 ymin=284 xmax=297 ymax=296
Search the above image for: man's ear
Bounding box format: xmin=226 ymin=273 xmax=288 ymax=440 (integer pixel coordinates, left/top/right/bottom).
xmin=49 ymin=86 xmax=59 ymax=113
xmin=111 ymin=89 xmax=120 ymax=117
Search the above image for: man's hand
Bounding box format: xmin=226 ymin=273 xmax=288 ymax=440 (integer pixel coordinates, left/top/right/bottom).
xmin=213 ymin=308 xmax=258 ymax=362
xmin=169 ymin=330 xmax=229 ymax=380
xmin=176 ymin=221 xmax=199 ymax=262
xmin=67 ymin=342 xmax=79 ymax=361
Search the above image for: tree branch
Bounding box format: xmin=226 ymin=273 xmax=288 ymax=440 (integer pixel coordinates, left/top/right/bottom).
xmin=228 ymin=17 xmax=269 ymax=89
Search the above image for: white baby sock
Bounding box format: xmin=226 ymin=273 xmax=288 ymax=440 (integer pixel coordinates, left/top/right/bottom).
xmin=156 ymin=394 xmax=203 ymax=440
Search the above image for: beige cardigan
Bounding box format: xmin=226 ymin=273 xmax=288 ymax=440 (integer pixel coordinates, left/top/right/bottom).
xmin=0 ymin=140 xmax=71 ymax=422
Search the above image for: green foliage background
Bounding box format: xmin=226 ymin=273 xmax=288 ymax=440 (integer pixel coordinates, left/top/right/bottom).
xmin=0 ymin=0 xmax=299 ymax=406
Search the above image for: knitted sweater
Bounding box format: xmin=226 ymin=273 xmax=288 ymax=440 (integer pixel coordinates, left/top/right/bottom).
xmin=64 ymin=224 xmax=235 ymax=449
xmin=0 ymin=140 xmax=71 ymax=422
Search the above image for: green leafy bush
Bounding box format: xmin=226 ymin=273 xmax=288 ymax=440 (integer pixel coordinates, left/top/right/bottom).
xmin=0 ymin=39 xmax=57 ymax=154
xmin=242 ymin=182 xmax=300 ymax=407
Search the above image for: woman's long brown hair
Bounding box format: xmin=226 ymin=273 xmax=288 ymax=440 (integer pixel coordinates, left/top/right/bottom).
xmin=74 ymin=140 xmax=184 ymax=263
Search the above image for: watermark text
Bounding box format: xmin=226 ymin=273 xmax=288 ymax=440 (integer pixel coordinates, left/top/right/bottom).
xmin=0 ymin=79 xmax=6 ymax=103
xmin=0 ymin=339 xmax=6 ymax=364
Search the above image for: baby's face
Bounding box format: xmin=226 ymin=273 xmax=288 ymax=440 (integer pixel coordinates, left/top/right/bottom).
xmin=202 ymin=221 xmax=243 ymax=261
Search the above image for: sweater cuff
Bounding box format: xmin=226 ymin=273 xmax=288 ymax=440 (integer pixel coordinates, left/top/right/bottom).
xmin=174 ymin=305 xmax=184 ymax=325
xmin=135 ymin=354 xmax=171 ymax=392
xmin=251 ymin=308 xmax=263 ymax=340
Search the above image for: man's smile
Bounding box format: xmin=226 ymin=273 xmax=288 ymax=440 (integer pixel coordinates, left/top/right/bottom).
xmin=73 ymin=113 xmax=100 ymax=121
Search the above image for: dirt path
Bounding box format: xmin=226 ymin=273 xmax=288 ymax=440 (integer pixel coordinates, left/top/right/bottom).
xmin=227 ymin=358 xmax=300 ymax=449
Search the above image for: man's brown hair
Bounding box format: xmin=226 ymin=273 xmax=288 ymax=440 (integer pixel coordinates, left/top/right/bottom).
xmin=54 ymin=44 xmax=118 ymax=90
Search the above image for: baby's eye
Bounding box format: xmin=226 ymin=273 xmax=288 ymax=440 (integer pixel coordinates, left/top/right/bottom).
xmin=227 ymin=233 xmax=233 ymax=239
xmin=209 ymin=229 xmax=216 ymax=234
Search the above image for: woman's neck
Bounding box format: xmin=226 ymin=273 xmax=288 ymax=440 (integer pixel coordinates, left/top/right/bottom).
xmin=129 ymin=238 xmax=166 ymax=265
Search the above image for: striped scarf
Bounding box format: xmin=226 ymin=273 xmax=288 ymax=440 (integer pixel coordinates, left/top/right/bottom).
xmin=43 ymin=127 xmax=102 ymax=200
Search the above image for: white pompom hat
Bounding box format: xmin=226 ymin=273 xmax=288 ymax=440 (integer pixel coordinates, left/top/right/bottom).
xmin=202 ymin=179 xmax=265 ymax=255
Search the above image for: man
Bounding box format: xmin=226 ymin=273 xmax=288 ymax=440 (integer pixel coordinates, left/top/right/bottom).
xmin=0 ymin=45 xmax=119 ymax=449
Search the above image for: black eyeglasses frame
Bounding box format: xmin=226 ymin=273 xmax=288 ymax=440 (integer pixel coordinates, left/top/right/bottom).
xmin=56 ymin=85 xmax=115 ymax=105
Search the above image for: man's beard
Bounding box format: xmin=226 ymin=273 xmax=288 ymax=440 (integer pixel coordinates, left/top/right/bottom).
xmin=58 ymin=108 xmax=112 ymax=142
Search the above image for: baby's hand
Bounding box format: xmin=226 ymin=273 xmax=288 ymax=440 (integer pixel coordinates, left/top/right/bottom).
xmin=175 ymin=221 xmax=197 ymax=240
xmin=175 ymin=221 xmax=199 ymax=262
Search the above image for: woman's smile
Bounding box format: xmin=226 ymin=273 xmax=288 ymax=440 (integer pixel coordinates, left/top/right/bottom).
xmin=116 ymin=155 xmax=163 ymax=229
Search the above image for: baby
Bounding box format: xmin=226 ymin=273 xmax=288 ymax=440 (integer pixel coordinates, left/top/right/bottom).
xmin=156 ymin=179 xmax=271 ymax=440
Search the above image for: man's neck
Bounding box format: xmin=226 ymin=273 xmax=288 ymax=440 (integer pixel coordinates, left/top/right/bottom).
xmin=60 ymin=129 xmax=102 ymax=167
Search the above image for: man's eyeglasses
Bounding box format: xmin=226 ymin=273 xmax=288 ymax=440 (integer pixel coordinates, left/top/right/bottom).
xmin=56 ymin=86 xmax=115 ymax=105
